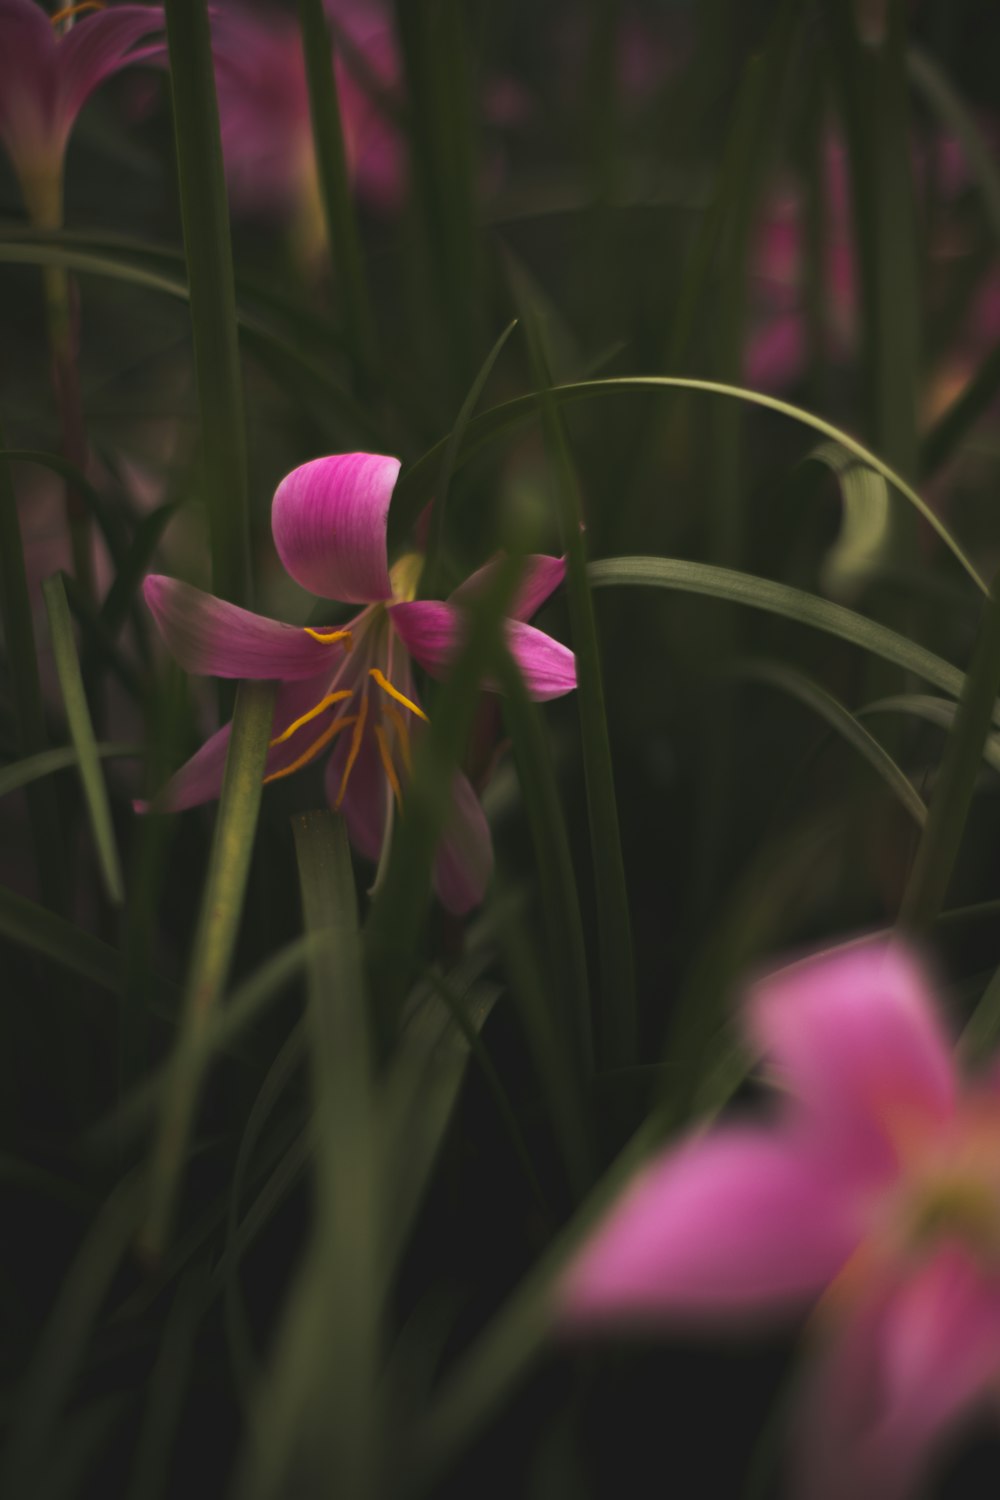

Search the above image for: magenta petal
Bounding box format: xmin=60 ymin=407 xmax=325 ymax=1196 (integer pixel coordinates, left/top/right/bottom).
xmin=388 ymin=600 xmax=457 ymax=675
xmin=149 ymin=721 xmax=232 ymax=812
xmin=271 ymin=453 xmax=399 ymax=603
xmin=451 ymin=553 xmax=567 ymax=622
xmin=390 ymin=601 xmax=576 ymax=702
xmin=324 ymin=726 xmax=387 ymax=864
xmin=0 ymin=0 xmax=57 ymax=166
xmin=143 ymin=575 xmax=342 ymax=681
xmin=56 ymin=7 xmax=165 ymax=125
xmin=504 ymin=620 xmax=576 ymax=701
xmin=747 ymin=939 xmax=957 ymax=1175
xmin=561 ymin=1126 xmax=860 ymax=1329
xmin=795 ymin=1246 xmax=1000 ymax=1500
xmin=433 ymin=771 xmax=494 ymax=915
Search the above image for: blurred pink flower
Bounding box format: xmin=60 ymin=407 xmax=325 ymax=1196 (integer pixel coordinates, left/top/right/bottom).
xmin=0 ymin=0 xmax=164 ymax=224
xmin=211 ymin=0 xmax=403 ymax=251
xmin=142 ymin=452 xmax=575 ymax=913
xmin=562 ymin=938 xmax=1000 ymax=1499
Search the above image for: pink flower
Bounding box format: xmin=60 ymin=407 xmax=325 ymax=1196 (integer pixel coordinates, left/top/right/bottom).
xmin=0 ymin=0 xmax=164 ymax=224
xmin=562 ymin=938 xmax=1000 ymax=1499
xmin=211 ymin=0 xmax=403 ymax=244
xmin=141 ymin=453 xmax=575 ymax=914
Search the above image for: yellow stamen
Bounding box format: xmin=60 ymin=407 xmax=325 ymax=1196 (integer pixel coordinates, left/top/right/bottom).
xmin=269 ymin=690 xmax=352 ymax=747
xmin=51 ymin=0 xmax=104 ymax=23
xmin=304 ymin=626 xmax=353 ymax=649
xmin=263 ymin=714 xmax=357 ymax=785
xmin=384 ymin=703 xmax=413 ymax=774
xmin=335 ymin=693 xmax=369 ymax=808
xmin=374 ymin=723 xmax=403 ymax=809
xmin=368 ymin=668 xmax=428 ymax=721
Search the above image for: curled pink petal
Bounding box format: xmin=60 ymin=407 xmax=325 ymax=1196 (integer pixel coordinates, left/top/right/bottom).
xmin=143 ymin=575 xmax=344 ymax=680
xmin=450 ymin=553 xmax=567 ymax=622
xmin=390 ymin=601 xmax=576 ymax=702
xmin=56 ymin=6 xmax=165 ymax=123
xmin=747 ymin=939 xmax=957 ymax=1175
xmin=271 ymin=453 xmax=398 ymax=604
xmin=433 ymin=771 xmax=494 ymax=915
xmin=149 ymin=720 xmax=232 ymax=813
xmin=562 ymin=1127 xmax=860 ymax=1329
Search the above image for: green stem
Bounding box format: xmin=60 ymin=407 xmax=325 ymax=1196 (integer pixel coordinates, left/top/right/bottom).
xmin=0 ymin=431 xmax=68 ymax=910
xmin=165 ymin=0 xmax=252 ymax=607
xmin=298 ymin=0 xmax=377 ymax=388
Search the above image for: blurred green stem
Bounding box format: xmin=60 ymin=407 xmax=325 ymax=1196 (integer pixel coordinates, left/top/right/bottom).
xmin=0 ymin=433 xmax=68 ymax=911
xmin=298 ymin=0 xmax=377 ymax=389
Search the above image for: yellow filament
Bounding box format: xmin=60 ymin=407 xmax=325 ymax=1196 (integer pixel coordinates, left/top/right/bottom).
xmin=374 ymin=724 xmax=403 ymax=809
xmin=368 ymin=668 xmax=428 ymax=721
xmin=51 ymin=0 xmax=104 ymax=23
xmin=384 ymin=703 xmax=412 ymax=774
xmin=335 ymin=694 xmax=369 ymax=808
xmin=263 ymin=714 xmax=357 ymax=785
xmin=269 ymin=690 xmax=352 ymax=747
xmin=304 ymin=626 xmax=353 ymax=649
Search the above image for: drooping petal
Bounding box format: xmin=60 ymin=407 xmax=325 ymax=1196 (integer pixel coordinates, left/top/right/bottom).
xmin=324 ymin=723 xmax=387 ymax=863
xmin=450 ymin=553 xmax=567 ymax=622
xmin=433 ymin=771 xmax=494 ymax=915
xmin=271 ymin=453 xmax=398 ymax=604
xmin=561 ymin=1126 xmax=860 ymax=1329
xmin=389 ymin=601 xmax=576 ymax=702
xmin=747 ymin=939 xmax=957 ymax=1178
xmin=143 ymin=670 xmax=350 ymax=813
xmin=143 ymin=575 xmax=347 ymax=681
xmin=795 ymin=1245 xmax=1000 ymax=1500
xmin=56 ymin=7 xmax=166 ymax=128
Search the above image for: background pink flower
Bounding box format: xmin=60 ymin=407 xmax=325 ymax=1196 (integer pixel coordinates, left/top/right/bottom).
xmin=562 ymin=938 xmax=1000 ymax=1499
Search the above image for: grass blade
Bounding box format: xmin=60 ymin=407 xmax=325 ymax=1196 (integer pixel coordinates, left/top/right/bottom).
xmin=900 ymin=578 xmax=1000 ymax=930
xmin=139 ymin=679 xmax=275 ymax=1259
xmin=391 ymin=376 xmax=987 ymax=594
xmin=420 ymin=318 xmax=519 ymax=600
xmin=0 ymin=434 xmax=67 ymax=910
xmin=0 ymin=743 xmax=140 ymax=800
xmin=859 ymin=694 xmax=1000 ymax=774
xmin=298 ymin=0 xmax=377 ymax=385
xmin=733 ymin=658 xmax=927 ymax=827
xmin=237 ymin=810 xmax=379 ymax=1500
xmin=587 ymin=555 xmax=978 ymax=704
xmin=514 ymin=292 xmax=636 ymax=1068
xmin=42 ymin=574 xmax=125 ymax=906
xmin=165 ymin=0 xmax=251 ymax=606
xmin=0 ymin=1174 xmax=144 ymax=1496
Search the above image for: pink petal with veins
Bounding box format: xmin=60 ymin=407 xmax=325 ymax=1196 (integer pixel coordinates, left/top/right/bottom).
xmin=143 ymin=574 xmax=344 ymax=681
xmin=271 ymin=453 xmax=398 ymax=604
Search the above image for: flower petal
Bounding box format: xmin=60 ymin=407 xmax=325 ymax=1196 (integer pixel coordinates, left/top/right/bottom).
xmin=143 ymin=671 xmax=354 ymax=813
xmin=143 ymin=575 xmax=345 ymax=681
xmin=450 ymin=553 xmax=567 ymax=622
xmin=271 ymin=453 xmax=399 ymax=603
xmin=0 ymin=0 xmax=57 ymax=167
xmin=56 ymin=7 xmax=165 ymax=127
xmin=747 ymin=939 xmax=957 ymax=1177
xmin=561 ymin=1126 xmax=860 ymax=1329
xmin=795 ymin=1245 xmax=1000 ymax=1500
xmin=389 ymin=601 xmax=576 ymax=702
xmin=433 ymin=771 xmax=493 ymax=915
xmin=324 ymin=724 xmax=387 ymax=863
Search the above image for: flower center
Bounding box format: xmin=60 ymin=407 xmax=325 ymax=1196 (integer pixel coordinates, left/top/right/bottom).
xmin=389 ymin=551 xmax=424 ymax=604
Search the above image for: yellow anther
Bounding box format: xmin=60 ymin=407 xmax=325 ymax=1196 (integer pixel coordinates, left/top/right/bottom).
xmin=368 ymin=668 xmax=428 ymax=721
xmin=335 ymin=694 xmax=369 ymax=808
xmin=374 ymin=723 xmax=403 ymax=809
xmin=51 ymin=0 xmax=104 ymax=24
xmin=263 ymin=714 xmax=357 ymax=785
xmin=269 ymin=690 xmax=352 ymax=747
xmin=304 ymin=626 xmax=353 ymax=649
xmin=384 ymin=703 xmax=413 ymax=774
